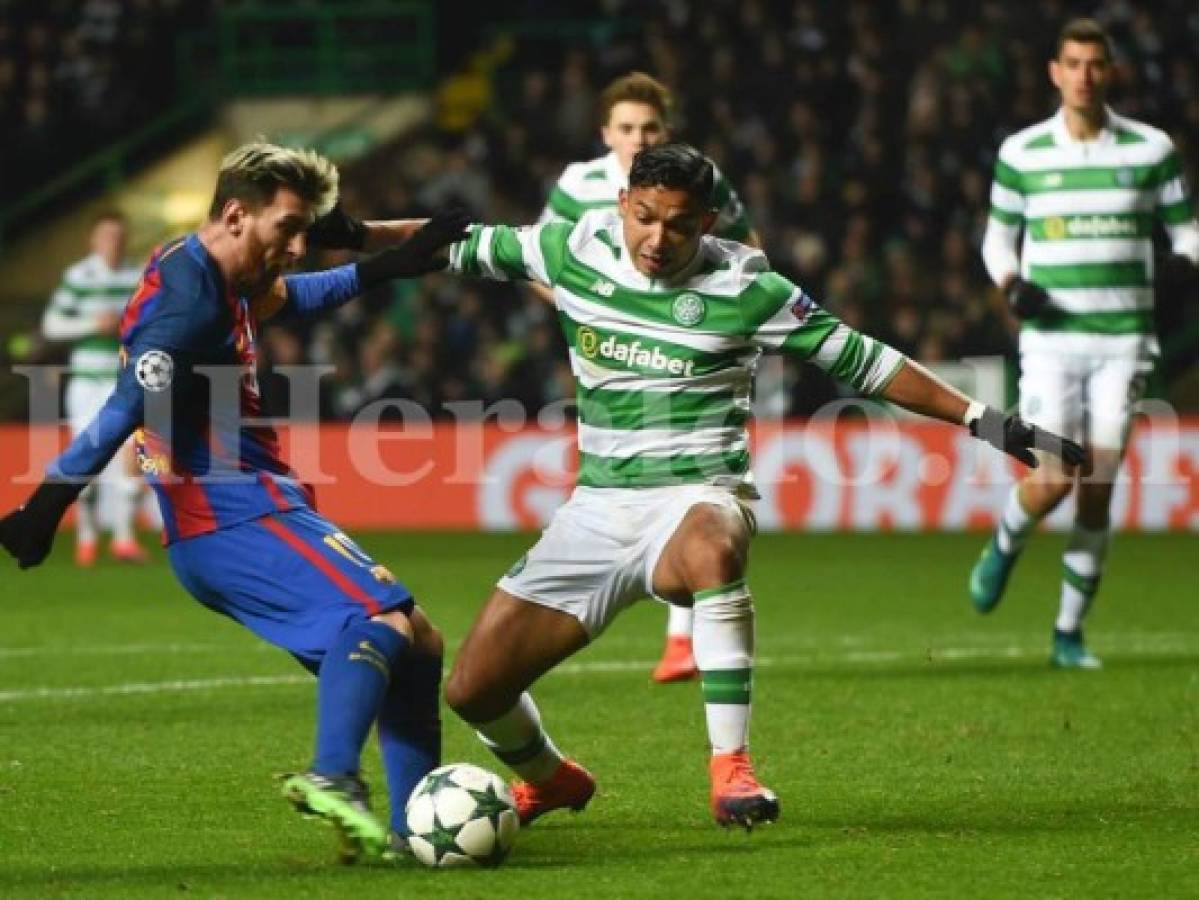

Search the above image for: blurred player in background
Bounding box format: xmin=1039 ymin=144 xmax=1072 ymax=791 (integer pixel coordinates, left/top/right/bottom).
xmin=971 ymin=18 xmax=1199 ymax=668
xmin=42 ymin=212 xmax=147 ymax=565
xmin=540 ymin=70 xmax=760 ymax=685
xmin=1 ymin=142 xmax=467 ymax=863
xmin=442 ymin=143 xmax=1083 ymax=830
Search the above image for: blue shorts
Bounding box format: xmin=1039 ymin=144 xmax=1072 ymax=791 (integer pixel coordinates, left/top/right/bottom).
xmin=168 ymin=507 xmax=413 ymax=670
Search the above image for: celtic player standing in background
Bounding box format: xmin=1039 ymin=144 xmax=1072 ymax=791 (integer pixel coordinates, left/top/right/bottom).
xmin=971 ymin=19 xmax=1199 ymax=667
xmin=539 ymin=71 xmax=760 ymax=685
xmin=42 ymin=212 xmax=148 ymax=565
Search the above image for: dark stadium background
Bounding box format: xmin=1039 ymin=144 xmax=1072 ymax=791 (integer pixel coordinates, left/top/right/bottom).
xmin=1 ymin=0 xmax=1196 ymax=427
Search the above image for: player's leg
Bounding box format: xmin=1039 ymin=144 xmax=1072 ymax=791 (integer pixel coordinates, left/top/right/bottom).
xmin=652 ymin=603 xmax=697 ymax=683
xmin=651 ymin=499 xmax=777 ymax=829
xmin=1051 ymin=360 xmax=1145 ymax=668
xmin=375 ymin=604 xmax=443 ymax=842
xmin=447 ymin=490 xmax=651 ymax=825
xmin=64 ymin=378 xmax=98 ymax=566
xmin=445 ymin=587 xmax=593 ymax=825
xmin=286 ymin=602 xmax=414 ymax=861
xmin=108 ymin=440 xmax=147 ymax=562
xmin=167 ymin=509 xmax=420 ymax=861
xmin=970 ymin=353 xmax=1079 ymax=612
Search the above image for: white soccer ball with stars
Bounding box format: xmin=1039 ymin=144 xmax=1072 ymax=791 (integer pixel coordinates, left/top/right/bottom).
xmin=405 ymin=763 xmax=519 ymax=868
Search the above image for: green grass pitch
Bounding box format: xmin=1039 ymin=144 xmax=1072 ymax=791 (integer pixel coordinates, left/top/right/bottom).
xmin=0 ymin=531 xmax=1195 ymax=899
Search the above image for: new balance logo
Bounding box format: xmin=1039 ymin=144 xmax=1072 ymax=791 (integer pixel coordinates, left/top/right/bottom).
xmin=590 ymin=278 xmax=616 ymax=297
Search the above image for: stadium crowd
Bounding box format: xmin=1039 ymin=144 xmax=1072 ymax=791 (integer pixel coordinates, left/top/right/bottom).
xmin=0 ymin=0 xmax=199 ymax=207
xmin=10 ymin=0 xmax=1197 ymax=420
xmin=277 ymin=0 xmax=1198 ymax=422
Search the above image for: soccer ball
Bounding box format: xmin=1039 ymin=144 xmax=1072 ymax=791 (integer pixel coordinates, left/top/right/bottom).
xmin=405 ymin=763 xmax=519 ymax=868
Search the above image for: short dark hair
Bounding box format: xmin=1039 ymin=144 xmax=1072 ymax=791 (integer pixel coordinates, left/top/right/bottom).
xmin=627 ymin=143 xmax=715 ymax=209
xmin=599 ymin=71 xmax=673 ymax=126
xmin=1056 ymin=17 xmax=1113 ymax=61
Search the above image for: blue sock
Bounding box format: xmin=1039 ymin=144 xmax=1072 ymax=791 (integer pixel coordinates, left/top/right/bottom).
xmin=378 ymin=651 xmax=442 ymax=835
xmin=312 ymin=619 xmax=408 ymax=777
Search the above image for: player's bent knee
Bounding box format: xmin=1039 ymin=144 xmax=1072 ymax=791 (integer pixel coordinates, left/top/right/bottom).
xmin=680 ymin=531 xmax=747 ymax=590
xmin=371 ymin=607 xmax=414 ymax=642
xmin=445 ymin=668 xmax=487 ymax=721
xmin=1025 ymin=477 xmax=1073 ymax=512
xmin=408 ymin=605 xmax=444 ymax=658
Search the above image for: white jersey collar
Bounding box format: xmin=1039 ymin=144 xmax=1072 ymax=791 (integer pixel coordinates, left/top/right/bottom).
xmin=603 ymin=150 xmax=628 ymax=191
xmin=1051 ymin=105 xmax=1119 ymax=148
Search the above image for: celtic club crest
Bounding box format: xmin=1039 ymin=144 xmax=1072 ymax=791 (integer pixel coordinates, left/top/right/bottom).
xmin=671 ymin=292 xmax=706 ymax=327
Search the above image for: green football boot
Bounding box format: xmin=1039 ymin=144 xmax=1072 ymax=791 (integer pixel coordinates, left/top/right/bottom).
xmin=382 ymin=831 xmax=411 ymax=864
xmin=968 ymin=536 xmax=1019 ymax=614
xmin=281 ymin=772 xmax=389 ymax=863
xmin=1050 ymin=629 xmax=1102 ymax=669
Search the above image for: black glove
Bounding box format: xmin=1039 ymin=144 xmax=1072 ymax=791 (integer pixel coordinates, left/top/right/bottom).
xmin=968 ymin=406 xmax=1086 ymax=469
xmin=356 ymin=208 xmax=472 ymax=289
xmin=1005 ymin=278 xmax=1050 ymax=319
xmin=307 ymin=203 xmax=367 ymax=251
xmin=0 ymin=480 xmax=86 ymax=570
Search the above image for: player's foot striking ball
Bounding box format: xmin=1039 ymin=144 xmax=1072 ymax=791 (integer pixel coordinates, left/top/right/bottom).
xmin=282 ymin=772 xmax=389 ymax=863
xmin=511 ymin=759 xmax=597 ymax=826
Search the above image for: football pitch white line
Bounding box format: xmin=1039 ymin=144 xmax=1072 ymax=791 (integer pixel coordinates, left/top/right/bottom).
xmin=0 ymin=630 xmax=1191 ymax=660
xmin=0 ymin=636 xmax=1194 ymax=704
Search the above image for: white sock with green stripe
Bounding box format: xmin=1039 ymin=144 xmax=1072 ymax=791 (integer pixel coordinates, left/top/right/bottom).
xmin=666 ymin=603 xmax=693 ymax=638
xmin=692 ymin=579 xmax=754 ymax=754
xmin=474 ymin=693 xmax=565 ymax=784
xmin=1056 ymin=525 xmax=1109 ymax=632
xmin=995 ymin=487 xmax=1036 ymax=555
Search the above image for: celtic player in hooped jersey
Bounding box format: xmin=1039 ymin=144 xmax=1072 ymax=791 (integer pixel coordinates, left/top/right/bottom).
xmin=538 ymin=71 xmax=759 ymax=684
xmin=972 ymin=19 xmax=1199 ymax=668
xmin=443 ymin=143 xmax=1083 ymax=830
xmin=42 ymin=212 xmax=146 ymax=565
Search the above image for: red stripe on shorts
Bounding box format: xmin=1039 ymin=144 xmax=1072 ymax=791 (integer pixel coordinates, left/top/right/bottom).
xmin=258 ymin=515 xmax=381 ymax=616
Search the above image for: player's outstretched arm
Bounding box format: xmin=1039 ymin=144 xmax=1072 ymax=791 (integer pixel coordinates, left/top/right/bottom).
xmin=306 ymin=202 xmax=431 ymax=252
xmin=0 ymin=365 xmax=146 ymax=569
xmin=445 ymin=220 xmax=572 ymax=288
xmin=257 ymin=209 xmax=470 ymax=320
xmin=748 ymin=269 xmax=1083 ymax=470
xmin=879 ymin=358 xmax=1085 ymax=469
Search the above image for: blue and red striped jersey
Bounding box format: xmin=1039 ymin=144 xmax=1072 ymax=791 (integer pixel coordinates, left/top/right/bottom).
xmin=53 ymin=234 xmax=314 ymax=544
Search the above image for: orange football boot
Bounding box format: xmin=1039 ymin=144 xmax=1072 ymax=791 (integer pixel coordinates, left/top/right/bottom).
xmin=710 ymin=750 xmax=779 ymax=830
xmin=511 ymin=759 xmax=596 ymax=826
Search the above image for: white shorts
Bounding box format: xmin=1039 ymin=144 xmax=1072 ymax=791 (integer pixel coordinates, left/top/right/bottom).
xmin=65 ymin=376 xmax=128 ymax=489
xmin=66 ymin=376 xmax=117 ymax=436
xmin=1018 ymin=351 xmax=1148 ymax=451
xmin=498 ymin=484 xmax=755 ymax=638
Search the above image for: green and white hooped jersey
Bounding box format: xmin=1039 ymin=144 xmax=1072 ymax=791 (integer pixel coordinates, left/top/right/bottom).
xmin=42 ymin=254 xmax=141 ymax=378
xmin=538 ymin=151 xmax=753 ymax=243
xmin=984 ymin=107 xmax=1198 ymax=358
xmin=450 ymin=210 xmax=905 ymax=490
